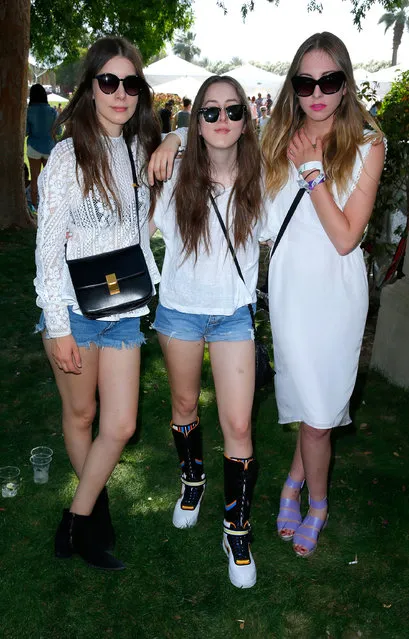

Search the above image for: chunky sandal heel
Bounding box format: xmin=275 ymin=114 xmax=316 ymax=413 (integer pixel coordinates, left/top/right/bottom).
xmin=293 ymin=496 xmax=328 ymax=558
xmin=276 ymin=474 xmax=305 ymax=541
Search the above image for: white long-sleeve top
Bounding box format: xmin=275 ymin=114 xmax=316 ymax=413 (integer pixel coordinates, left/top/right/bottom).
xmin=153 ymin=166 xmax=262 ymax=315
xmin=34 ymin=135 xmax=161 ymax=338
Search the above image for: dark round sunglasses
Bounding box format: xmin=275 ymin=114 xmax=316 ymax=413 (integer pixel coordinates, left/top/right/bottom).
xmin=291 ymin=71 xmax=346 ymax=97
xmin=198 ymin=104 xmax=247 ymax=123
xmin=94 ymin=73 xmax=145 ymax=96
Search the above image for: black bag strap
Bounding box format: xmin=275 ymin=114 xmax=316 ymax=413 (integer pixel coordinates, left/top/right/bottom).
xmin=209 ymin=192 xmax=257 ymax=331
xmin=210 ymin=188 xmax=305 ymax=328
xmin=259 ymin=188 xmax=305 ymax=292
xmin=126 ymin=144 xmax=141 ymax=244
xmin=269 ymin=188 xmax=304 ymax=262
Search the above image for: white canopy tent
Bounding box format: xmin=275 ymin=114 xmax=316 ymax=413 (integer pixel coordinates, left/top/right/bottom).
xmin=222 ymin=64 xmax=284 ymax=100
xmin=144 ymin=55 xmax=212 ymax=86
xmin=369 ymin=63 xmax=409 ymax=100
xmin=47 ymin=93 xmax=69 ymax=103
xmin=152 ymin=76 xmax=203 ymax=99
xmin=223 ymin=63 xmax=283 ymax=86
xmin=353 ymin=68 xmax=375 ymax=84
xmin=370 ymin=64 xmax=407 ymax=82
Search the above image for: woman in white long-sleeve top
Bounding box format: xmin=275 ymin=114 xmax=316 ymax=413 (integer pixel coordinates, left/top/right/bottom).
xmin=34 ymin=36 xmax=181 ymax=570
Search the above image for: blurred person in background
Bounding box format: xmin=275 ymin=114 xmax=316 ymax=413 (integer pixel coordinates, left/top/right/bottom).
xmin=26 ymin=84 xmax=58 ymax=210
xmin=174 ymin=97 xmax=192 ymax=129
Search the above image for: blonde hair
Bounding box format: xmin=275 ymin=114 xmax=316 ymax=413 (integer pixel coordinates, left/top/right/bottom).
xmin=261 ymin=32 xmax=383 ymax=197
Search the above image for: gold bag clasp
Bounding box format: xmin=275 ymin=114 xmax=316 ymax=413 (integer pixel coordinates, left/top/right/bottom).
xmin=106 ymin=273 xmax=120 ymax=295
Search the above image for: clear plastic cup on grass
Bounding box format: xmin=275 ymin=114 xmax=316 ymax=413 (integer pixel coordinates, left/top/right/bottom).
xmin=30 ymin=454 xmax=52 ymax=484
xmin=0 ymin=466 xmax=21 ymax=497
xmin=30 ymin=446 xmax=53 ymax=458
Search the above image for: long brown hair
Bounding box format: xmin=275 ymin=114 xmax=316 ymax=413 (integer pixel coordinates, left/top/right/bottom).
xmin=174 ymin=76 xmax=262 ymax=260
xmin=261 ymin=32 xmax=383 ymax=197
xmin=55 ymin=36 xmax=162 ymax=215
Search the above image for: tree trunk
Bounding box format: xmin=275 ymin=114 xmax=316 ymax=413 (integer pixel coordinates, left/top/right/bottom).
xmin=391 ymin=21 xmax=404 ymax=66
xmin=0 ymin=0 xmax=32 ymax=229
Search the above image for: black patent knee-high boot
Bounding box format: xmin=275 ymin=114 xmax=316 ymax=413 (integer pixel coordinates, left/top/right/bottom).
xmin=171 ymin=418 xmax=206 ymax=529
xmin=69 ymin=512 xmax=125 ymax=570
xmin=91 ymin=487 xmax=115 ymax=551
xmin=222 ymin=455 xmax=258 ymax=588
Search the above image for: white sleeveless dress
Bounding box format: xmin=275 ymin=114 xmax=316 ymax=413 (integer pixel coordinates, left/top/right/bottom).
xmin=264 ymin=140 xmax=373 ymax=428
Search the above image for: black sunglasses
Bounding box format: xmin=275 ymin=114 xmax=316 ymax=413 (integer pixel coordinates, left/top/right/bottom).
xmin=291 ymin=71 xmax=346 ymax=97
xmin=198 ymin=104 xmax=247 ymax=123
xmin=94 ymin=73 xmax=145 ymax=96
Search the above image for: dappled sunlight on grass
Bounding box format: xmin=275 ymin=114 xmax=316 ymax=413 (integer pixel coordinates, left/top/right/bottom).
xmin=2 ymin=230 xmax=409 ymax=638
xmin=198 ymin=387 xmax=216 ymax=408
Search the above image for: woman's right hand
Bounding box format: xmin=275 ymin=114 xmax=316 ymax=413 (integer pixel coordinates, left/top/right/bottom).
xmin=147 ymin=133 xmax=181 ymax=185
xmin=50 ymin=335 xmax=82 ymax=374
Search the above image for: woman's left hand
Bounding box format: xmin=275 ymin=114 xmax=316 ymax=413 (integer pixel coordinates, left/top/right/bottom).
xmin=287 ymin=129 xmax=323 ymax=176
xmin=148 ymin=134 xmax=180 ymax=185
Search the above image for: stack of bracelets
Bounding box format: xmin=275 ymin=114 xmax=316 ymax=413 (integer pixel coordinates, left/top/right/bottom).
xmin=297 ymin=161 xmax=326 ymax=192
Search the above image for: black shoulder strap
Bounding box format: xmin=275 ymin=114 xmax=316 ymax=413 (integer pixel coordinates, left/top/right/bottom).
xmin=269 ymin=188 xmax=304 ymax=262
xmin=209 ymin=192 xmax=256 ymax=330
xmin=127 ymin=144 xmax=141 ymax=243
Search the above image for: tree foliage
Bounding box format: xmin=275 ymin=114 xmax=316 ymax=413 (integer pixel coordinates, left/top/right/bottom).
xmin=172 ymin=30 xmax=201 ymax=62
xmin=30 ymin=0 xmax=194 ymax=64
xmin=378 ymin=0 xmax=409 ymax=64
xmin=367 ymin=71 xmax=409 ymax=256
xmin=354 ymin=59 xmax=391 ymax=72
xmin=216 ymin=0 xmax=409 ymax=29
xmin=54 ymin=51 xmax=86 ymax=95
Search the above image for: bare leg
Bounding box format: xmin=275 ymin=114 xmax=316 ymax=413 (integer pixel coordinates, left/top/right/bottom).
xmin=157 ymin=333 xmax=204 ymax=423
xmin=278 ymin=431 xmax=305 ymax=538
xmin=28 ymin=157 xmax=42 ymax=208
xmin=43 ymin=337 xmax=98 ymax=476
xmin=208 ymin=340 xmax=255 ymax=458
xmin=70 ymin=346 xmax=141 ymax=515
xmin=293 ymin=422 xmax=330 ymax=554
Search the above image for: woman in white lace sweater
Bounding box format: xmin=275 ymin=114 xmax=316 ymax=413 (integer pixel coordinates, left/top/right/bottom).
xmin=34 ymin=36 xmax=182 ymax=570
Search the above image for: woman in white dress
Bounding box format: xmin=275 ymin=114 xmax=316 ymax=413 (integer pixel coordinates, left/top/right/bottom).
xmin=261 ymin=32 xmax=385 ymax=557
xmin=34 ymin=36 xmax=181 ymax=570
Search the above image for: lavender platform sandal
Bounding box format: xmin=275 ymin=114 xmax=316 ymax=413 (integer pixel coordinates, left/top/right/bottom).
xmin=293 ymin=496 xmax=328 ymax=557
xmin=276 ymin=475 xmax=305 ymax=541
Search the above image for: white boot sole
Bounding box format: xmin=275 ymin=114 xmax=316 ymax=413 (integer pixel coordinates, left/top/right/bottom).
xmin=172 ymin=491 xmax=204 ymax=529
xmin=223 ymin=535 xmax=257 ymax=588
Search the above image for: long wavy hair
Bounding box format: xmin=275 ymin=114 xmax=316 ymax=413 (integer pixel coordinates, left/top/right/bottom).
xmin=56 ymin=36 xmax=162 ymax=215
xmin=174 ymin=76 xmax=262 ymax=260
xmin=261 ymin=32 xmax=383 ymax=197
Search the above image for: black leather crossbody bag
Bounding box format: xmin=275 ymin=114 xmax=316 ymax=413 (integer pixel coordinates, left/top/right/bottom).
xmin=66 ymin=146 xmax=153 ymax=319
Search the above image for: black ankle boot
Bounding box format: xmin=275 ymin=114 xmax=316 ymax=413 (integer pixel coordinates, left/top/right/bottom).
xmin=222 ymin=456 xmax=258 ymax=588
xmin=54 ymin=508 xmax=73 ymax=559
xmin=171 ymin=419 xmax=206 ymax=529
xmin=69 ymin=512 xmax=125 ymax=571
xmin=91 ymin=487 xmax=115 ymax=551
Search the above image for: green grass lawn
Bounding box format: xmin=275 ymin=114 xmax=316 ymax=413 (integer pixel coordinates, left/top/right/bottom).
xmin=0 ymin=229 xmax=408 ymax=639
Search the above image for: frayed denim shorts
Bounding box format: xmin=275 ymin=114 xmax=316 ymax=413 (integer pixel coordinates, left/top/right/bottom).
xmin=152 ymin=303 xmax=255 ymax=343
xmin=35 ymin=306 xmax=145 ymax=349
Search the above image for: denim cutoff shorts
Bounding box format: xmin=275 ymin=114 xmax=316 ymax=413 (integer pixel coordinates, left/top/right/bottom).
xmin=35 ymin=306 xmax=145 ymax=349
xmin=152 ymin=303 xmax=255 ymax=343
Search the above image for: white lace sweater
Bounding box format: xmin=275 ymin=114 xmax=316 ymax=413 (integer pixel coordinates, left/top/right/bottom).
xmin=34 ymin=135 xmax=161 ymax=338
